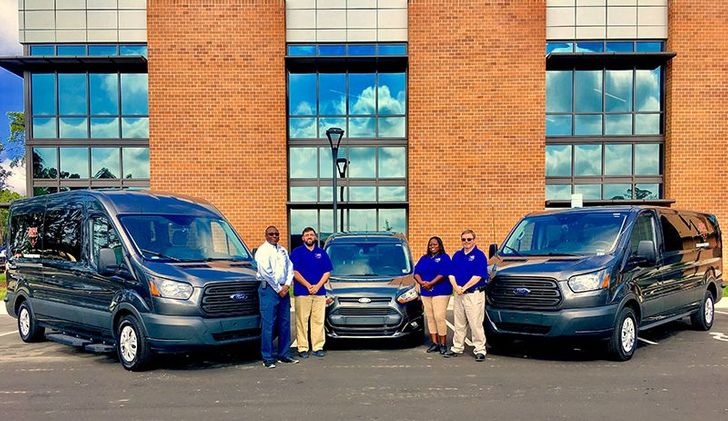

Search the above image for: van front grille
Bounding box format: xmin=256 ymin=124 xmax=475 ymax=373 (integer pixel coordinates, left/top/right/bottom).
xmin=488 ymin=276 xmax=562 ymax=310
xmin=333 ymin=307 xmax=399 ymax=316
xmin=201 ymin=282 xmax=259 ymax=317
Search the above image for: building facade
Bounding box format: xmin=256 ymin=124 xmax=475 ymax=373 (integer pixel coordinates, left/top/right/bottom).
xmin=2 ymin=0 xmax=726 ymax=266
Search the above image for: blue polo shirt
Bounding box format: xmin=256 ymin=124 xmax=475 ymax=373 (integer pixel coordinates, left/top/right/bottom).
xmin=450 ymin=246 xmax=489 ymax=293
xmin=414 ymin=253 xmax=453 ymax=297
xmin=290 ymin=245 xmax=333 ymax=296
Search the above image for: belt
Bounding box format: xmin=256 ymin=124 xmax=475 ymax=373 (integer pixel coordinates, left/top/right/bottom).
xmin=463 ymin=286 xmax=486 ymax=294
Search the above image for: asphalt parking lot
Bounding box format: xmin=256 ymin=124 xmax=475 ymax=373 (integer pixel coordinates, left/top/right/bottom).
xmin=0 ymin=306 xmax=727 ymax=421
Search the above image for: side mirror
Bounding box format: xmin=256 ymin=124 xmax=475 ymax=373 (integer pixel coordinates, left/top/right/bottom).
xmin=488 ymin=243 xmax=498 ymax=259
xmin=252 ymin=247 xmax=258 ymax=258
xmin=628 ymin=240 xmax=656 ymax=268
xmin=98 ymin=248 xmax=121 ymax=276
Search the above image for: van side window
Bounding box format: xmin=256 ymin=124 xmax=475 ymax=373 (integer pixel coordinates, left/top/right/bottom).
xmin=43 ymin=202 xmax=84 ymax=263
xmin=91 ymin=217 xmax=123 ymax=269
xmin=629 ymin=213 xmax=657 ymax=257
xmin=659 ymin=212 xmax=700 ymax=253
xmin=9 ymin=206 xmax=44 ymax=261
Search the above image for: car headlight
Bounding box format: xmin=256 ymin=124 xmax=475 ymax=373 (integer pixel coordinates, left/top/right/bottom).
xmin=567 ymin=269 xmax=610 ymax=293
xmin=396 ymin=286 xmax=419 ymax=304
xmin=325 ymin=294 xmax=335 ymax=306
xmin=149 ymin=276 xmax=194 ymax=300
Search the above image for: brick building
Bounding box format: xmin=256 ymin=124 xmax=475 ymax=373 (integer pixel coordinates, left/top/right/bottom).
xmin=1 ymin=0 xmax=726 ymax=267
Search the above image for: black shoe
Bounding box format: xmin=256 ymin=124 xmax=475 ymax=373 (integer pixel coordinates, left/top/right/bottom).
xmin=298 ymin=351 xmax=309 ymax=359
xmin=426 ymin=343 xmax=440 ymax=353
xmin=277 ymin=356 xmax=300 ymax=364
xmin=475 ymin=353 xmax=486 ymax=362
xmin=311 ymin=350 xmax=326 ymax=357
xmin=262 ymin=360 xmax=276 ymax=369
xmin=443 ymin=350 xmax=461 ymax=358
xmin=439 ymin=344 xmax=448 ymax=355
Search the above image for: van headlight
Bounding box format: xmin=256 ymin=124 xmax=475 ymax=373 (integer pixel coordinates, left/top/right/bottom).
xmin=396 ymin=286 xmax=419 ymax=304
xmin=567 ymin=269 xmax=610 ymax=293
xmin=149 ymin=276 xmax=194 ymax=300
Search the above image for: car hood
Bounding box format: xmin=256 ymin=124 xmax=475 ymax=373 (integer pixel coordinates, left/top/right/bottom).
xmin=143 ymin=260 xmax=258 ymax=287
xmin=327 ymin=274 xmax=416 ymax=296
xmin=490 ymin=254 xmax=618 ymax=281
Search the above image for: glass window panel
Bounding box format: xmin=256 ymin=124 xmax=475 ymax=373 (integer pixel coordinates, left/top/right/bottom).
xmin=634 ymin=144 xmax=660 ymax=175
xmin=379 ymin=209 xmax=406 ymax=233
xmin=120 ymin=73 xmax=148 ymax=115
xmin=349 ymin=117 xmax=376 ymax=138
xmin=59 ymin=117 xmax=88 ymax=138
xmin=318 ymin=44 xmax=346 ymax=56
xmin=90 ymin=73 xmax=119 ymax=115
xmin=33 ymin=117 xmax=56 ymax=138
xmin=57 ymin=45 xmax=86 ymax=56
xmin=123 ymin=147 xmax=150 ymax=178
xmin=378 ymin=73 xmax=406 ymax=115
xmin=91 ymin=117 xmax=119 ymax=138
xmin=603 ymin=184 xmax=632 ymax=200
xmin=289 ymin=73 xmax=316 ymax=116
xmin=287 ymin=45 xmax=316 ymax=56
xmin=546 ymin=71 xmax=572 ymax=113
xmin=378 ymin=117 xmax=406 ymax=138
xmin=92 ymin=148 xmax=120 ymax=179
xmin=348 ymin=44 xmax=376 ymax=56
xmin=33 ymin=148 xmax=58 ymax=179
xmin=320 ymin=209 xmax=333 ymax=239
xmin=34 ymin=187 xmax=58 ymax=196
xmin=88 ymin=45 xmax=118 ymax=56
xmin=575 ymin=70 xmax=602 ymax=112
xmin=319 ymin=73 xmax=346 ymax=115
xmin=545 ymin=145 xmax=572 ymax=177
xmin=122 ymin=117 xmax=149 ymax=138
xmin=291 ymin=209 xmax=319 ymax=247
xmin=605 ymin=70 xmax=632 ymax=112
xmin=349 ymin=186 xmax=376 ymax=202
xmin=574 ymin=144 xmax=602 ymax=176
xmin=606 ymin=42 xmax=634 ymax=52
xmin=546 ymin=184 xmax=571 ymax=201
xmin=30 ymin=45 xmax=54 ymax=56
xmin=634 ymin=113 xmax=660 ymax=135
xmin=575 ymin=114 xmax=602 ymax=136
xmin=318 ymin=117 xmax=347 ymax=139
xmin=574 ymin=184 xmax=601 ymax=200
xmin=379 ymin=147 xmax=406 ymax=178
xmin=320 ymin=148 xmax=333 ymax=178
xmin=119 ymin=45 xmax=147 ymax=57
xmin=378 ymin=44 xmax=407 ymax=55
xmin=320 ymin=186 xmax=333 ymax=202
xmin=604 ymin=144 xmax=632 ymax=176
xmin=379 ymin=186 xmax=406 ymax=202
xmin=546 ymin=115 xmax=572 ymax=136
xmin=289 ymin=117 xmax=317 ymax=138
xmin=348 ymin=209 xmax=376 ymax=231
xmin=60 ymin=148 xmax=89 ymax=179
xmin=290 ymin=186 xmax=318 ymax=202
xmin=31 ymin=74 xmax=56 ymax=115
xmin=635 ymin=67 xmax=661 ymax=112
xmin=58 ymin=74 xmax=87 ymax=115
xmin=605 ymin=114 xmax=632 ymax=135
xmin=636 ymin=42 xmax=663 ymax=52
xmin=575 ymin=42 xmax=604 ymax=53
xmin=289 ymin=148 xmax=318 ymax=179
xmin=546 ymin=42 xmax=574 ymax=54
xmin=635 ymin=184 xmax=659 ymax=200
xmin=348 ymin=147 xmax=376 ymax=179
xmin=349 ymin=73 xmax=376 ymax=115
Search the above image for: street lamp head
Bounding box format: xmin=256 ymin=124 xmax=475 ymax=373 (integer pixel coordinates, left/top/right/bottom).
xmin=325 ymin=127 xmax=345 ymax=150
xmin=336 ymin=158 xmax=349 ymax=178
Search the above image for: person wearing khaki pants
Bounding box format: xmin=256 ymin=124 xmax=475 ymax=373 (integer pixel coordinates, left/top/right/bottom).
xmin=414 ymin=236 xmax=453 ymax=354
xmin=290 ymin=227 xmax=333 ymax=359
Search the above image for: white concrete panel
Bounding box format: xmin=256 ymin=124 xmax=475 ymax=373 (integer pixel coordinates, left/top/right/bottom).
xmin=18 ymin=31 xmax=25 ymax=43
xmin=637 ymin=0 xmax=666 ymax=5
xmin=316 ymin=9 xmax=346 ymax=29
xmin=316 ymin=29 xmax=347 ymax=42
xmin=347 ymin=9 xmax=376 ymax=28
xmin=87 ymin=10 xmax=118 ymax=29
xmin=118 ymin=29 xmax=147 ymax=42
xmin=56 ymin=0 xmax=88 ymax=9
xmin=119 ymin=0 xmax=148 ymax=8
xmin=637 ymin=25 xmax=666 ymax=39
xmin=377 ymin=8 xmax=407 ymax=29
xmin=87 ymin=0 xmax=118 ymax=9
xmin=317 ymin=0 xmax=346 ymax=8
xmin=24 ymin=30 xmax=56 ymax=42
xmin=609 ymin=0 xmax=637 ymax=5
xmin=637 ymin=6 xmax=667 ymax=26
xmin=55 ymin=29 xmax=87 ymax=42
xmin=608 ymin=6 xmax=636 ymax=25
xmin=286 ymin=29 xmax=317 ymax=42
xmin=287 ymin=9 xmax=316 ymax=29
xmin=348 ymin=0 xmax=377 ymax=8
xmin=576 ymin=7 xmax=606 ymax=26
xmin=87 ymin=29 xmax=119 ymax=42
xmin=576 ymin=25 xmax=606 ymax=38
xmin=607 ymin=25 xmax=637 ymax=38
xmin=18 ymin=0 xmax=24 ymax=11
xmin=18 ymin=11 xmax=24 ymax=30
xmin=547 ymin=0 xmax=575 ymax=6
xmin=24 ymin=10 xmax=54 ymax=30
xmin=119 ymin=10 xmax=147 ymax=29
xmin=377 ymin=28 xmax=407 ymax=41
xmin=55 ymin=11 xmax=86 ymax=30
xmin=24 ymin=0 xmax=54 ymax=10
xmin=286 ymin=0 xmax=316 ymax=9
xmin=546 ymin=26 xmax=576 ymax=39
xmin=377 ymin=0 xmax=407 ymax=8
xmin=346 ymin=29 xmax=377 ymax=41
xmin=547 ymin=7 xmax=575 ymax=26
xmin=577 ymin=0 xmax=605 ymax=5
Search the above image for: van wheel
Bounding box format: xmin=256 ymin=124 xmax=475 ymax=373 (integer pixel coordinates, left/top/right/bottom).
xmin=690 ymin=290 xmax=715 ymax=331
xmin=116 ymin=315 xmax=152 ymax=371
xmin=17 ymin=301 xmax=45 ymax=342
xmin=607 ymin=307 xmax=637 ymax=361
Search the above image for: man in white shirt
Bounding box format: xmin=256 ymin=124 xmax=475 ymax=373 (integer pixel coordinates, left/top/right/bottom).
xmin=255 ymin=226 xmax=298 ymax=368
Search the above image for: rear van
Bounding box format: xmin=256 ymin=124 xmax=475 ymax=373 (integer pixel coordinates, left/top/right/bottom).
xmin=4 ymin=190 xmax=260 ymax=370
xmin=486 ymin=206 xmax=723 ymax=360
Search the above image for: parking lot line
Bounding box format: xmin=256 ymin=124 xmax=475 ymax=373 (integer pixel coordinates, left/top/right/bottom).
xmin=0 ymin=331 xmax=17 ymax=337
xmin=637 ymin=337 xmax=659 ymax=345
xmin=716 ymin=311 xmax=728 ymax=316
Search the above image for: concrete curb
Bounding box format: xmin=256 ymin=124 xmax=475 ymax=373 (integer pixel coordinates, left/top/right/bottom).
xmin=716 ymin=298 xmax=728 ymax=310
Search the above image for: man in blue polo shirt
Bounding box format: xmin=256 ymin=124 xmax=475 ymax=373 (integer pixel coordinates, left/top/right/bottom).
xmin=443 ymin=229 xmax=489 ymax=361
xmin=290 ymin=227 xmax=333 ymax=359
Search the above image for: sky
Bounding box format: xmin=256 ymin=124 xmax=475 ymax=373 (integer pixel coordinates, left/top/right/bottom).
xmin=0 ymin=0 xmax=26 ymax=194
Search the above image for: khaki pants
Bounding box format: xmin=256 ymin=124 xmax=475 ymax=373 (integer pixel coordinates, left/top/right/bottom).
xmin=451 ymin=290 xmax=486 ymax=355
xmin=422 ymin=295 xmax=450 ymax=336
xmin=295 ymin=295 xmax=326 ymax=352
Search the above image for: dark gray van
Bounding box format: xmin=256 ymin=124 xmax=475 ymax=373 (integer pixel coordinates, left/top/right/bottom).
xmin=4 ymin=190 xmax=260 ymax=370
xmin=486 ymin=206 xmax=723 ymax=360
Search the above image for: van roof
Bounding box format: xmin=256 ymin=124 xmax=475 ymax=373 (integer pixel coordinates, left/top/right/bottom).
xmin=325 ymin=231 xmax=407 ymax=245
xmin=527 ymin=205 xmax=711 ymax=218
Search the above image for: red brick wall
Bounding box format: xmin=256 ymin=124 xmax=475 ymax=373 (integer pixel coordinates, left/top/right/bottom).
xmin=666 ymin=2 xmax=728 ymax=272
xmin=147 ymin=0 xmax=288 ymax=249
xmin=408 ymin=0 xmax=546 ymax=257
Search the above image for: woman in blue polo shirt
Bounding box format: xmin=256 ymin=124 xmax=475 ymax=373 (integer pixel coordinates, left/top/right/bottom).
xmin=413 ymin=236 xmax=452 ymax=354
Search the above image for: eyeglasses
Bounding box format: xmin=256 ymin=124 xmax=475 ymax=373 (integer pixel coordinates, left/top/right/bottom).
xmin=266 ymin=232 xmax=280 ymax=236
xmin=461 ymin=237 xmax=474 ymax=242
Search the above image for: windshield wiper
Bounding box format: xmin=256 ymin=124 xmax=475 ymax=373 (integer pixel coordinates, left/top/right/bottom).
xmin=140 ymin=249 xmax=181 ymax=262
xmin=502 ymin=245 xmax=522 ymax=256
xmin=204 ymin=257 xmax=251 ymax=263
xmin=542 ymin=252 xmax=581 ymax=257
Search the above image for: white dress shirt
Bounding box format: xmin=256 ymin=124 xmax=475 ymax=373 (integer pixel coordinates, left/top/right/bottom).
xmin=255 ymin=241 xmax=294 ymax=293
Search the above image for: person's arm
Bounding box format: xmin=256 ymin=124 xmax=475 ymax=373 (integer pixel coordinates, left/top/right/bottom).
xmin=312 ymin=272 xmax=331 ymax=294
xmin=255 ymin=246 xmax=281 ymax=292
xmin=283 ymin=251 xmax=294 ymax=287
xmin=449 ymin=274 xmax=463 ymax=295
xmin=461 ymin=275 xmax=482 ymax=292
xmin=293 ymin=270 xmax=313 ymax=289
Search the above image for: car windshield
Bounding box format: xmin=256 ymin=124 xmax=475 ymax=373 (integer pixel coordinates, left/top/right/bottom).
xmin=119 ymin=214 xmax=252 ymax=262
xmin=501 ymin=211 xmax=629 ymax=257
xmin=326 ymin=242 xmax=412 ymax=278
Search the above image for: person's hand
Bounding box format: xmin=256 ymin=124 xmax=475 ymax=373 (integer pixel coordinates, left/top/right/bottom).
xmin=311 ymin=284 xmax=321 ymax=295
xmin=455 ymin=286 xmax=464 ymax=295
xmin=423 ymin=282 xmax=433 ymax=291
xmin=278 ymin=285 xmax=290 ymax=297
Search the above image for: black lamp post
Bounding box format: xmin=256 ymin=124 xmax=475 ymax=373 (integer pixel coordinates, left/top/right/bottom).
xmin=336 ymin=157 xmax=349 ymax=232
xmin=326 ymin=127 xmax=345 ymax=234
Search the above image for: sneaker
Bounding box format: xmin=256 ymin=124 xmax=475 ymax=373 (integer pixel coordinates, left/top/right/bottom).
xmin=475 ymin=353 xmax=486 ymax=362
xmin=262 ymin=360 xmax=276 ymax=369
xmin=277 ymin=356 xmax=300 ymax=364
xmin=311 ymin=350 xmax=327 ymax=358
xmin=426 ymin=343 xmax=440 ymax=353
xmin=443 ymin=350 xmax=461 ymax=358
xmin=439 ymin=344 xmax=448 ymax=355
xmin=298 ymin=351 xmax=309 ymax=359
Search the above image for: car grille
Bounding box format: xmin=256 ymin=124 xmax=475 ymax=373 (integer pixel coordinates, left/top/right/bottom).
xmin=488 ymin=276 xmax=562 ymax=310
xmin=494 ymin=322 xmax=551 ymax=335
xmin=338 ymin=297 xmax=392 ymax=304
xmin=201 ymin=281 xmax=259 ymax=317
xmin=334 ymin=307 xmax=399 ymax=316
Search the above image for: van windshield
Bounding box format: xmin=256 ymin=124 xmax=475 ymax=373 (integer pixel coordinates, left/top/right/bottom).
xmin=326 ymin=242 xmax=412 ymax=278
xmin=119 ymin=215 xmax=252 ymax=262
xmin=501 ymin=212 xmax=629 ymax=257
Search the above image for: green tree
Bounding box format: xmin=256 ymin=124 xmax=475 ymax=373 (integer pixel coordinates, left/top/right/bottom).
xmin=0 ymin=189 xmax=23 ymax=240
xmin=1 ymin=111 xmax=26 ymax=190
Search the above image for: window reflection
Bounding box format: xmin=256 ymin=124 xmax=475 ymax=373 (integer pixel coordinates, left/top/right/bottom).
xmin=60 ymin=148 xmax=89 ymax=179
xmin=290 ymin=187 xmax=318 ymax=202
xmin=604 ymin=144 xmax=632 ymax=176
xmin=58 ymin=74 xmax=87 ymax=115
xmin=574 ymin=114 xmax=601 ymax=136
xmin=349 ymin=73 xmax=376 ymax=115
xmin=349 ymin=209 xmax=377 ymax=231
xmin=91 ymin=117 xmax=119 ymax=138
xmin=379 ymin=209 xmax=406 ymax=233
xmin=59 ymin=117 xmax=87 ymax=138
xmin=634 ymin=184 xmax=659 ymax=200
xmin=122 ymin=117 xmax=149 ymax=138
xmin=574 ymin=184 xmax=601 ymax=200
xmin=378 ymin=73 xmax=406 ymax=115
xmin=575 ymin=71 xmax=602 ymax=112
xmin=90 ymin=74 xmax=119 ymax=115
xmin=379 ymin=147 xmax=406 ymax=178
xmin=635 ymin=68 xmax=661 ymax=112
xmin=574 ymin=144 xmax=601 ymax=176
xmin=349 ymin=117 xmax=376 ymax=138
xmin=546 ymin=115 xmax=572 ymax=136
xmin=546 ymin=71 xmax=572 ymax=113
xmin=379 ymin=117 xmax=406 ymax=138
xmin=348 ymin=148 xmax=376 ymax=179
xmin=634 ymin=144 xmax=660 ymax=175
xmin=379 ymin=186 xmax=406 ymax=202
xmin=33 ymin=148 xmax=58 ymax=179
xmin=33 ymin=118 xmax=56 ymax=138
xmin=123 ymin=147 xmax=150 ymax=178
xmin=120 ymin=74 xmax=148 ymax=115
xmin=319 ymin=117 xmax=347 ymax=139
xmin=605 ymin=70 xmax=632 ymax=113
xmin=605 ymin=114 xmax=632 ymax=135
xmin=546 ymin=145 xmax=571 ymax=177
xmin=319 ymin=73 xmax=346 ymax=115
xmin=604 ymin=184 xmax=632 ymax=200
xmin=92 ymin=148 xmax=120 ymax=179
xmin=289 ymin=117 xmax=317 ymax=138
xmin=546 ymin=185 xmax=571 ymax=200
xmin=289 ymin=148 xmax=318 ymax=179
xmin=634 ymin=114 xmax=660 ymax=135
xmin=349 ymin=186 xmax=376 ymax=202
xmin=289 ymin=73 xmax=316 ymax=116
xmin=32 ymin=74 xmax=55 ymax=115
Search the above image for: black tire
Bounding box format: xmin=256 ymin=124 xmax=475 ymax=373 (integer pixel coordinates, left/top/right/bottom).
xmin=17 ymin=301 xmax=45 ymax=343
xmin=403 ymin=329 xmax=425 ymax=348
xmin=116 ymin=315 xmax=153 ymax=371
xmin=690 ymin=290 xmax=715 ymax=331
xmin=607 ymin=307 xmax=638 ymax=361
xmin=485 ymin=331 xmax=511 ymax=352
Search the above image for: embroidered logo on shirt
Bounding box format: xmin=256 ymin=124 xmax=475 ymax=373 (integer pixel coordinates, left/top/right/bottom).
xmin=434 ymin=257 xmax=441 ymax=263
xmin=468 ymin=255 xmax=476 ymax=262
xmin=315 ymin=253 xmax=322 ymax=259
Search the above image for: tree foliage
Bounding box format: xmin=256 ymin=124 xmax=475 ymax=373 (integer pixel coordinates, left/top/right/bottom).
xmin=0 ymin=111 xmax=25 ymax=191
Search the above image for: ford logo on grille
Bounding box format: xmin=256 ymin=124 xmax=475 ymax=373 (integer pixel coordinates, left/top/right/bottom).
xmin=358 ymin=297 xmax=372 ymax=303
xmin=230 ymin=293 xmax=248 ymax=302
xmin=513 ymin=288 xmax=531 ymax=296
